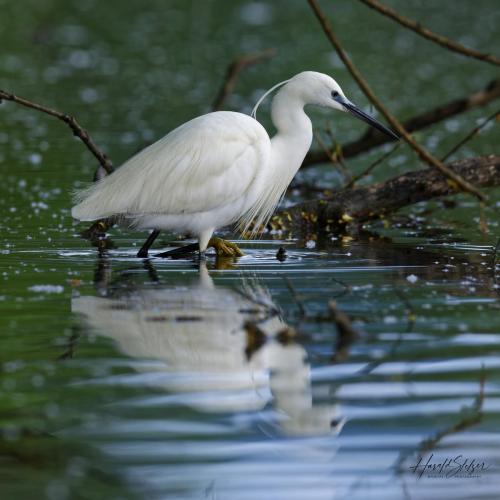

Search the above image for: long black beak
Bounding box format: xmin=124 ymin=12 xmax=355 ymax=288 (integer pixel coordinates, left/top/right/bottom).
xmin=334 ymin=94 xmax=399 ymax=140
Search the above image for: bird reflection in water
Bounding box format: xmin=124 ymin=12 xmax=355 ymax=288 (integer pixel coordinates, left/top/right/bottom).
xmin=72 ymin=258 xmax=344 ymax=437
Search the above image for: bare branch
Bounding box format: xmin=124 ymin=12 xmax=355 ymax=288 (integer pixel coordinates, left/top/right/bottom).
xmin=359 ymin=0 xmax=500 ymax=66
xmin=211 ymin=49 xmax=276 ymax=111
xmin=0 ymin=89 xmax=113 ymax=174
xmin=307 ymin=0 xmax=487 ymax=201
xmin=313 ymin=130 xmax=351 ymax=183
xmin=343 ymin=140 xmax=401 ymax=189
xmin=442 ymin=108 xmax=499 ymax=161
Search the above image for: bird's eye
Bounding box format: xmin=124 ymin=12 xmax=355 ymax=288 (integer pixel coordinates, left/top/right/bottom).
xmin=332 ymin=91 xmax=339 ymax=98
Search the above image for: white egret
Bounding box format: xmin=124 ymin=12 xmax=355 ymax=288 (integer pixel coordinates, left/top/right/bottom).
xmin=72 ymin=71 xmax=397 ymax=258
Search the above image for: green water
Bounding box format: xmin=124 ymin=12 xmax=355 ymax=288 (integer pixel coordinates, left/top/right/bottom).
xmin=1 ymin=1 xmax=499 ymax=499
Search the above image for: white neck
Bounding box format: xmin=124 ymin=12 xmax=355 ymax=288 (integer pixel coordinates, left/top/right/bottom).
xmin=239 ymin=85 xmax=314 ymax=235
xmin=269 ymin=87 xmax=313 ymax=182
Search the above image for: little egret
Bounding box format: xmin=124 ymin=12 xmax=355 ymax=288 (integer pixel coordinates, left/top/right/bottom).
xmin=72 ymin=71 xmax=397 ymax=257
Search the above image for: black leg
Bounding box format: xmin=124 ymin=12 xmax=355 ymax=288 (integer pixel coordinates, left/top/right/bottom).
xmin=137 ymin=229 xmax=160 ymax=258
xmin=156 ymin=242 xmax=199 ymax=259
xmin=142 ymin=259 xmax=160 ymax=282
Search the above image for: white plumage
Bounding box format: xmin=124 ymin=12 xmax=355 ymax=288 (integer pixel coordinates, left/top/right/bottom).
xmin=72 ymin=71 xmax=397 ymax=254
xmin=73 ymin=112 xmax=270 ymax=233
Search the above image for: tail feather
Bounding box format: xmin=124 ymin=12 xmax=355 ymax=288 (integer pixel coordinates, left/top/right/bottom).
xmin=71 ymin=177 xmax=125 ymax=221
xmin=71 ymin=161 xmax=142 ymax=220
xmin=71 ymin=183 xmax=108 ymax=221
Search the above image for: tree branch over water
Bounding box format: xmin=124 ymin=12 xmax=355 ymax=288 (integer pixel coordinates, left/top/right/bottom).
xmin=0 ymin=89 xmax=118 ymax=241
xmin=307 ymin=0 xmax=486 ymax=201
xmin=359 ymin=0 xmax=500 ymax=66
xmin=0 ymin=89 xmax=113 ymax=174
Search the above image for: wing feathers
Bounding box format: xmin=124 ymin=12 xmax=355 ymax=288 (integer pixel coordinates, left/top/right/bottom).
xmin=72 ymin=112 xmax=270 ymax=222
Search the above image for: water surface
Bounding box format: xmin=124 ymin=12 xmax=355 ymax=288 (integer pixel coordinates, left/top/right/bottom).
xmin=1 ymin=1 xmax=499 ymax=499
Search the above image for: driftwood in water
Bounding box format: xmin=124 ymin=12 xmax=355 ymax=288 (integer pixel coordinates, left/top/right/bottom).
xmin=270 ymin=155 xmax=500 ymax=234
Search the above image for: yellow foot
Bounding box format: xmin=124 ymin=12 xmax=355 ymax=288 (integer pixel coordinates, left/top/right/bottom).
xmin=208 ymin=237 xmax=244 ymax=257
xmin=214 ymin=256 xmax=237 ymax=270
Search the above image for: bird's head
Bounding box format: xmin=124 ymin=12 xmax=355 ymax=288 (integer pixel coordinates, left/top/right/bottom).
xmin=285 ymin=71 xmax=399 ymax=140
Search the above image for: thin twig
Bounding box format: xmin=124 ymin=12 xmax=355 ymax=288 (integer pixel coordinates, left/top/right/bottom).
xmin=330 ymin=275 xmax=351 ymax=300
xmin=212 ymin=49 xmax=276 ymax=110
xmin=313 ymin=130 xmax=351 ymax=183
xmin=344 ymin=141 xmax=401 ymax=189
xmin=307 ymin=0 xmax=487 ymax=202
xmin=313 ymin=131 xmax=339 ymax=165
xmin=359 ymin=0 xmax=500 ymax=67
xmin=0 ymin=89 xmax=113 ymax=174
xmin=325 ymin=123 xmax=353 ymax=181
xmin=441 ymin=108 xmax=500 ymax=161
xmin=314 ymin=130 xmax=337 ymax=164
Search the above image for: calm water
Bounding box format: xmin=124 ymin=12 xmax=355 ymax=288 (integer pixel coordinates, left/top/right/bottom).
xmin=1 ymin=1 xmax=499 ymax=499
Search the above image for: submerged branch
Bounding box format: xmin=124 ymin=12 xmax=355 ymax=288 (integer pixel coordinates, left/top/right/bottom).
xmin=271 ymin=155 xmax=500 ymax=233
xmin=304 ymin=79 xmax=500 ymax=167
xmin=307 ymin=0 xmax=486 ymax=201
xmin=359 ymin=0 xmax=500 ymax=66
